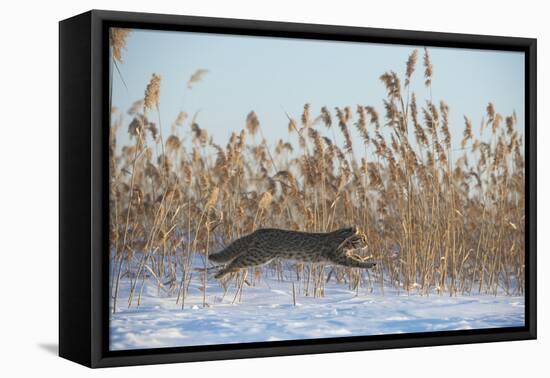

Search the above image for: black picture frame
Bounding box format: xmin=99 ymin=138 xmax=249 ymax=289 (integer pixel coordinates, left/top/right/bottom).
xmin=59 ymin=9 xmax=537 ymax=368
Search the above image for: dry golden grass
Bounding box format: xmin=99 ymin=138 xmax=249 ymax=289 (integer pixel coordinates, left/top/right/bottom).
xmin=109 ymin=37 xmax=525 ymax=311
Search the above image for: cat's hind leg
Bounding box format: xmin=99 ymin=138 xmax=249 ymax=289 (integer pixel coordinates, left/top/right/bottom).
xmin=214 ymin=249 xmax=273 ymax=279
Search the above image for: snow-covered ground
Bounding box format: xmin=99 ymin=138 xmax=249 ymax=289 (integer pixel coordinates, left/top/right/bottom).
xmin=110 ymin=260 xmax=524 ymax=351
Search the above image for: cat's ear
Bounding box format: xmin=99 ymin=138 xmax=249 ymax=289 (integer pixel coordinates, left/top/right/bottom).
xmin=345 ymin=225 xmax=358 ymax=234
xmin=338 ymin=226 xmax=352 ymax=234
xmin=335 ymin=226 xmax=355 ymax=235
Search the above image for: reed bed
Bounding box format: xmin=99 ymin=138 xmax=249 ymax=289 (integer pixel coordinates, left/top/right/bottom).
xmin=109 ymin=31 xmax=524 ymax=312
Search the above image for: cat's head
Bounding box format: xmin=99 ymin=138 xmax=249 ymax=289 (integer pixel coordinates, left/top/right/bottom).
xmin=334 ymin=226 xmax=358 ymax=237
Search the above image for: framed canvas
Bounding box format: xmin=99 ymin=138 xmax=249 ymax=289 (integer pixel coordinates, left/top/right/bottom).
xmin=59 ymin=10 xmax=537 ymax=368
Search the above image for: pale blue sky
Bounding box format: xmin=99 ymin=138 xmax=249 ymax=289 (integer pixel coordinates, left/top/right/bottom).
xmin=111 ymin=28 xmax=525 ymax=154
